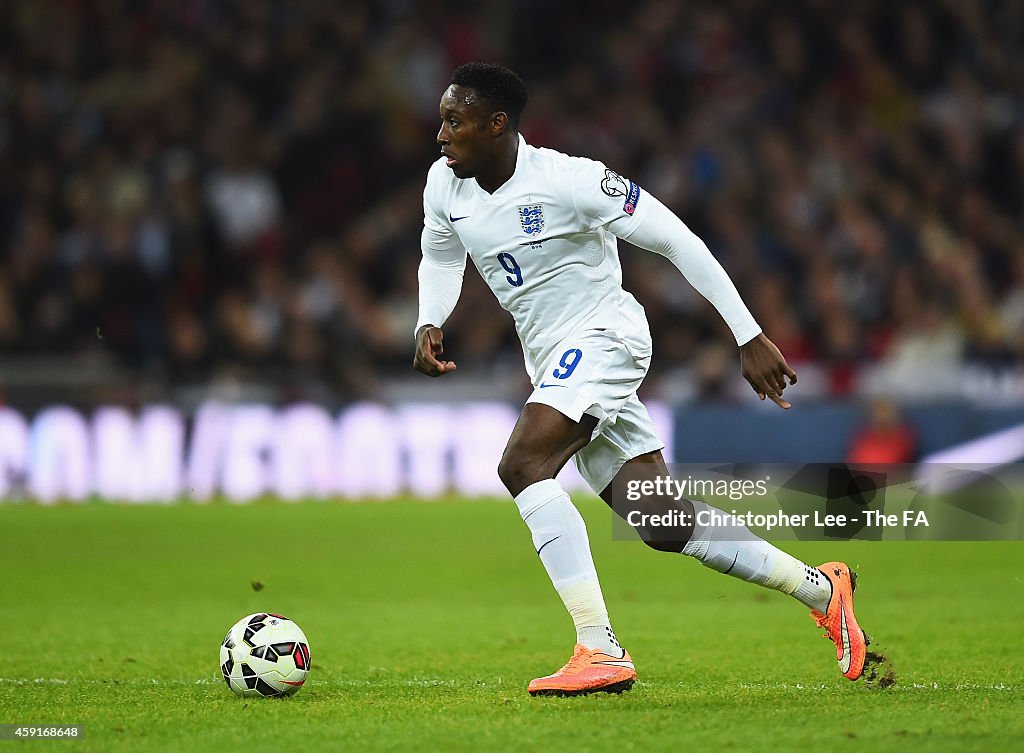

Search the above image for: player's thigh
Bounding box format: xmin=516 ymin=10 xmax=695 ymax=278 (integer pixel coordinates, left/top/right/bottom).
xmin=498 ymin=403 xmax=598 ymax=495
xmin=505 ymin=329 xmax=650 ymax=495
xmin=503 ymin=402 xmax=597 ymax=461
xmin=574 ymin=393 xmax=665 ymax=497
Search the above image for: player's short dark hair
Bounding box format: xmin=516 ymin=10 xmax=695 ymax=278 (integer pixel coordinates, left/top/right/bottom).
xmin=451 ymin=62 xmax=528 ymax=129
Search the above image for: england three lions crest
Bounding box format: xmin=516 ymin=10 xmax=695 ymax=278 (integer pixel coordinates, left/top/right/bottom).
xmin=518 ymin=204 xmax=544 ymax=235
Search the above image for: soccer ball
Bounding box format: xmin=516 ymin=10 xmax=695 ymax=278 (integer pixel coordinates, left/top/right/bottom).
xmin=219 ymin=613 xmax=311 ymax=697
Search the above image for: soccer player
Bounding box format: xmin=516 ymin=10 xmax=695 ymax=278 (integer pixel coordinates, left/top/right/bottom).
xmin=414 ymin=63 xmax=871 ymax=696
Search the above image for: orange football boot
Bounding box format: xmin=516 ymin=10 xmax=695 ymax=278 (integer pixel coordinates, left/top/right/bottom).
xmin=527 ymin=644 xmax=636 ymax=697
xmin=811 ymin=561 xmax=869 ymax=680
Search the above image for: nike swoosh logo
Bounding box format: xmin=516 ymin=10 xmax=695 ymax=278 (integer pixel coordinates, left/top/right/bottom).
xmin=538 ymin=383 xmax=567 ymax=389
xmin=449 ymin=214 xmax=469 ymax=222
xmin=722 ymin=553 xmax=739 ymax=575
xmin=839 ymin=597 xmax=852 ymax=675
xmin=592 ymin=660 xmax=635 ymax=668
xmin=536 ymin=536 xmax=560 ymax=555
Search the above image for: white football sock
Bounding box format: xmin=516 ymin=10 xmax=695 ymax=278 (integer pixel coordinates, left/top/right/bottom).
xmin=682 ymin=500 xmax=831 ymax=613
xmin=514 ymin=479 xmax=624 ymax=657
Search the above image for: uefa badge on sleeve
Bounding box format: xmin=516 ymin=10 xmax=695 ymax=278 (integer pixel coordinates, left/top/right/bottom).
xmin=518 ymin=204 xmax=544 ymax=235
xmin=599 ymin=168 xmax=641 ymax=215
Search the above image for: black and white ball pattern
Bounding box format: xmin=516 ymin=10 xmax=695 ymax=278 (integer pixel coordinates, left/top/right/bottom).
xmin=220 ymin=613 xmax=311 ymax=697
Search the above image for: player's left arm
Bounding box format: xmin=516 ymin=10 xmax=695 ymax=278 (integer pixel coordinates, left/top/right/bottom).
xmin=569 ymin=161 xmax=796 ymax=408
xmin=623 ymin=194 xmax=797 ymax=408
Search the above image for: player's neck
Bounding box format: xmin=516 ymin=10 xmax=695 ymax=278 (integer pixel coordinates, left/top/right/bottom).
xmin=475 ymin=135 xmax=519 ymax=194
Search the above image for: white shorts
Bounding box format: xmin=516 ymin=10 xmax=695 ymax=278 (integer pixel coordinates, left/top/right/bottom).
xmin=527 ymin=329 xmax=664 ymax=494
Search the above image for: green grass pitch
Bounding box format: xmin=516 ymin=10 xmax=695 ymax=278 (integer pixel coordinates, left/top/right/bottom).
xmin=2 ymin=498 xmax=1022 ymax=752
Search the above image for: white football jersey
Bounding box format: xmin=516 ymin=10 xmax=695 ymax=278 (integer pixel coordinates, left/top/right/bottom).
xmin=422 ymin=135 xmax=653 ymax=380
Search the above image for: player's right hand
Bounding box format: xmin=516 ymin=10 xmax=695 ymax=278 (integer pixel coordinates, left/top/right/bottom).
xmin=413 ymin=325 xmax=457 ymax=377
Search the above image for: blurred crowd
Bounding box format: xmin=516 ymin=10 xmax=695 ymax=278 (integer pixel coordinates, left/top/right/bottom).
xmin=0 ymin=0 xmax=1022 ymax=402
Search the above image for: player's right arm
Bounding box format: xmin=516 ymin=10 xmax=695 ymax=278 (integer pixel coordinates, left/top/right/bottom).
xmin=414 ymin=164 xmax=467 ymax=377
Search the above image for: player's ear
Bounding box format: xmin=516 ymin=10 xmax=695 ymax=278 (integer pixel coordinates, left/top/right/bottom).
xmin=489 ymin=111 xmax=508 ymax=136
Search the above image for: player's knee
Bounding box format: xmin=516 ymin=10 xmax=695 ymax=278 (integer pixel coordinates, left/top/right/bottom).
xmin=641 ymin=538 xmax=687 ymax=554
xmin=628 ymin=499 xmax=693 ymax=554
xmin=497 ymin=453 xmax=543 ymax=498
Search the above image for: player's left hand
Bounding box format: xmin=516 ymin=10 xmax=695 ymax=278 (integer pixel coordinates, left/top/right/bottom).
xmin=739 ymin=333 xmax=798 ymax=409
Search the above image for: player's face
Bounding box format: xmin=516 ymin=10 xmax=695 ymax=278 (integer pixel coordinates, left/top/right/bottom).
xmin=437 ymin=85 xmax=492 ymax=179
